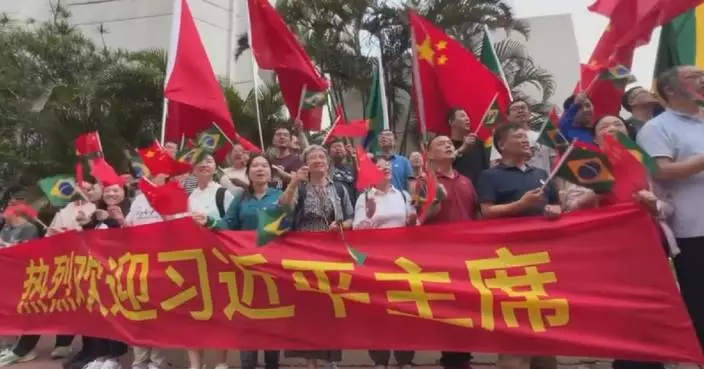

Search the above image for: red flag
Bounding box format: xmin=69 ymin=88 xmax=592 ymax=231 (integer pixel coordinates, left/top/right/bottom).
xmin=409 ymin=12 xmax=510 ymax=140
xmin=355 ymin=146 xmax=384 ymax=190
xmin=164 ymin=0 xmax=241 ymax=148
xmin=601 ymin=133 xmax=649 ymax=202
xmin=575 ymin=64 xmax=624 ymax=121
xmin=75 ymin=131 xmax=104 ymax=184
xmin=327 ymin=119 xmax=369 ymax=141
xmin=139 ymin=178 xmax=189 ymax=216
xmin=248 ymin=0 xmax=329 ymax=130
xmin=138 ymin=141 xmax=192 ymax=177
xmin=91 ymin=158 xmax=124 ymax=187
xmin=2 ymin=202 xmax=38 ymax=220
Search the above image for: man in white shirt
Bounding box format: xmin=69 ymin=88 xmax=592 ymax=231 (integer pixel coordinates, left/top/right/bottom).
xmin=490 ymin=99 xmax=553 ymax=172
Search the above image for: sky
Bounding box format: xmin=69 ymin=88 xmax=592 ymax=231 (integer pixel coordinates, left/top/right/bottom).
xmin=509 ymin=0 xmax=660 ymax=88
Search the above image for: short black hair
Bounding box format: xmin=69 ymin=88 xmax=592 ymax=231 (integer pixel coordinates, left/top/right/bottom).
xmin=492 ymin=123 xmax=524 ymax=154
xmin=563 ymin=95 xmax=576 ymax=111
xmin=591 ymin=115 xmax=637 ymax=141
xmin=656 ymin=66 xmax=681 ymax=103
xmin=622 ymin=86 xmax=643 ymax=112
xmin=445 ymin=107 xmax=463 ymax=124
xmin=274 ymin=125 xmax=292 ymax=135
xmin=326 ymin=137 xmax=344 ymax=149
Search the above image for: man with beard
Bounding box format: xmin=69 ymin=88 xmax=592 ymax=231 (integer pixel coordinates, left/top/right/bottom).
xmin=638 ymin=65 xmax=704 ymax=352
xmin=269 ymin=126 xmax=303 ymax=190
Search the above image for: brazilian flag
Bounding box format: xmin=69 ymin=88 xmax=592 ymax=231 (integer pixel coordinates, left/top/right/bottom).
xmin=302 ymin=90 xmax=328 ymax=110
xmin=38 ymin=175 xmax=78 ymax=207
xmin=257 ymin=206 xmax=292 ymax=246
xmin=177 ymin=146 xmax=208 ymax=165
xmin=127 ymin=150 xmax=150 ymax=179
xmin=196 ymin=127 xmax=226 ymax=152
xmin=557 ymin=145 xmax=615 ymax=194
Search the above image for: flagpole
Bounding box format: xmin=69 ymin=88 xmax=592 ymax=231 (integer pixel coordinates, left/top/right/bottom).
xmin=246 ymin=0 xmax=266 ymax=151
xmin=212 ymin=123 xmax=238 ymax=149
xmin=160 ymin=98 xmax=169 ymax=145
xmin=377 ymin=56 xmax=391 ymax=130
xmin=483 ymin=24 xmax=512 ymax=101
xmin=409 ymin=27 xmax=428 ymax=143
xmin=473 ymin=93 xmax=499 ymax=135
xmin=540 ymin=138 xmax=578 ymax=192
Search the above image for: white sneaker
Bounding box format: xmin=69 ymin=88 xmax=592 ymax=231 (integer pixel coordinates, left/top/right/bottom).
xmin=101 ymin=359 xmax=122 ymax=369
xmin=84 ymin=358 xmax=107 ymax=369
xmin=0 ymin=350 xmax=20 ymax=367
xmin=213 ymin=363 xmax=229 ymax=369
xmin=16 ymin=350 xmax=37 ymax=363
xmin=51 ymin=347 xmax=72 ymax=359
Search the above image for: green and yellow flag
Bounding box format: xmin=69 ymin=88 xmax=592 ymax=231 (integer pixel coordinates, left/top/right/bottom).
xmin=654 ymin=4 xmax=704 ymax=83
xmin=537 ymin=108 xmax=569 ymax=151
xmin=557 ymin=144 xmax=615 ymax=194
xmin=196 ymin=127 xmax=226 ymax=152
xmin=127 ymin=150 xmax=151 ymax=179
xmin=257 ymin=206 xmax=292 ymax=246
xmin=177 ymin=146 xmax=208 ymax=165
xmin=615 ymin=132 xmax=658 ymax=176
xmin=38 ymin=175 xmax=78 ymax=207
xmin=302 ymin=90 xmax=328 ymax=110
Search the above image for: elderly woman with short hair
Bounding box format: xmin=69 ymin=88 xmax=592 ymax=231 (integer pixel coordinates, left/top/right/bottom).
xmin=278 ymin=145 xmax=353 ymax=369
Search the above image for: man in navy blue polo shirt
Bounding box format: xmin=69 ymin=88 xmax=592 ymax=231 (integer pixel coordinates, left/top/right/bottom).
xmin=478 ymin=123 xmax=561 ymax=219
xmin=378 ymin=130 xmax=413 ymax=192
xmin=476 ymin=123 xmax=561 ymax=369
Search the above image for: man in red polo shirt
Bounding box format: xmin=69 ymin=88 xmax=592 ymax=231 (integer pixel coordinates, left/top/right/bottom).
xmin=425 ymin=135 xmax=479 ymax=224
xmin=423 ymin=135 xmax=478 ymax=369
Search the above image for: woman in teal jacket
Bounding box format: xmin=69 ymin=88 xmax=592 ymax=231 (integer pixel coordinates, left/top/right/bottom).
xmin=216 ymin=153 xmax=283 ymax=369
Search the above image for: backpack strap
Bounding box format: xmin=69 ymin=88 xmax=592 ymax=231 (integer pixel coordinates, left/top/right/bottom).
xmin=333 ymin=182 xmax=352 ymax=220
xmin=292 ymin=184 xmax=307 ymax=230
xmin=215 ymin=187 xmax=227 ymax=219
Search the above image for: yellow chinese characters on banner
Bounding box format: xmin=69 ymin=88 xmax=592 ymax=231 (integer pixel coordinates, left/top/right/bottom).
xmin=16 ymin=246 xmax=569 ymax=334
xmin=466 ymin=247 xmax=569 ymax=333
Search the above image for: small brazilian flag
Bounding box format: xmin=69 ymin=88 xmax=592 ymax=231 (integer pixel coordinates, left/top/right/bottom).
xmin=599 ymin=64 xmax=636 ymax=87
xmin=537 ymin=109 xmax=569 ymax=151
xmin=257 ymin=206 xmax=292 ymax=246
xmin=177 ymin=146 xmax=208 ymax=165
xmin=196 ymin=127 xmax=226 ymax=152
xmin=557 ymin=144 xmax=615 ymax=194
xmin=347 ymin=245 xmax=367 ymax=265
xmin=127 ymin=150 xmax=150 ymax=179
xmin=483 ymin=97 xmax=505 ymax=129
xmin=302 ymin=91 xmax=328 ymax=110
xmin=38 ymin=175 xmax=78 ymax=207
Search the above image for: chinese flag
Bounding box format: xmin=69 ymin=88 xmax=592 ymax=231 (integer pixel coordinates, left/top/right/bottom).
xmin=248 ymin=0 xmax=329 ymax=131
xmin=409 ymin=12 xmax=510 ymax=140
xmin=575 ymin=64 xmax=624 ymax=121
xmin=91 ymin=158 xmax=124 ymax=187
xmin=601 ymin=133 xmax=649 ymax=202
xmin=75 ymin=131 xmax=103 ymax=185
xmin=139 ymin=178 xmax=189 ymax=216
xmin=355 ymin=146 xmax=385 ymax=190
xmin=164 ymin=0 xmax=260 ymax=153
xmin=138 ymin=141 xmax=192 ymax=177
xmin=324 ymin=108 xmax=370 ymax=144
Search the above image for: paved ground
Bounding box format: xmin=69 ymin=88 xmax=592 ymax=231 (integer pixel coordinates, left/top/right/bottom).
xmin=6 ymin=338 xmax=696 ymax=369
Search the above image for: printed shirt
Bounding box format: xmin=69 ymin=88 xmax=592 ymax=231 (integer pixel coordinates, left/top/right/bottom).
xmin=219 ymin=187 xmax=283 ymax=230
xmin=125 ymin=193 xmax=163 ymax=226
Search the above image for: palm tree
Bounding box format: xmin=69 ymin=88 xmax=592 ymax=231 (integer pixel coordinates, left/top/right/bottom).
xmin=223 ymin=80 xmax=288 ymax=149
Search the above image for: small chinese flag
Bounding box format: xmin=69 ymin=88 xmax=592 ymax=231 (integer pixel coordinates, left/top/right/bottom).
xmin=138 ymin=141 xmax=193 ymax=177
xmin=91 ymin=158 xmax=124 ymax=187
xmin=74 ymin=131 xmax=103 ymax=184
xmin=601 ymin=132 xmax=651 ymax=202
xmin=139 ymin=178 xmax=189 ymax=216
xmin=354 ymin=146 xmax=385 ymax=190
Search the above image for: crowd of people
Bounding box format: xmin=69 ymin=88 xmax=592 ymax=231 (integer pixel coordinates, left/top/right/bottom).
xmin=1 ymin=65 xmax=704 ymax=369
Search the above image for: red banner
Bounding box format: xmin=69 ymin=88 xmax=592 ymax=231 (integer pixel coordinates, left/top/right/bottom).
xmin=0 ymin=204 xmax=700 ymax=363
